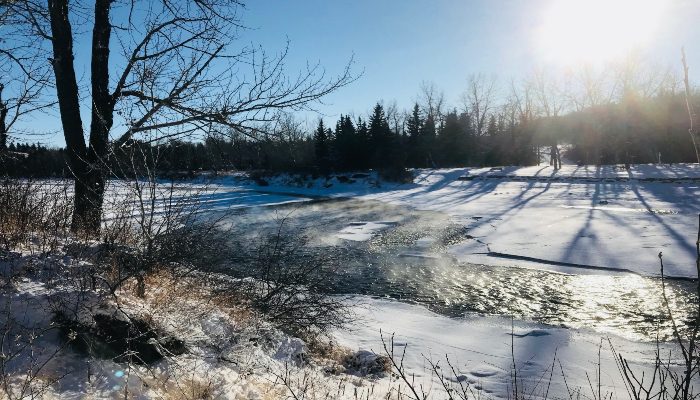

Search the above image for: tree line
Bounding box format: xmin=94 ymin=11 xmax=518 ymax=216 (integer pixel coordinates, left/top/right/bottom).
xmin=6 ymin=82 xmax=699 ymax=180
xmin=118 ymin=70 xmax=700 ymax=175
xmin=0 ymin=142 xmax=68 ymax=177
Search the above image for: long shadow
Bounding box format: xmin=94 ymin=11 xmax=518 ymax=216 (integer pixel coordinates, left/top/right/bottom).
xmin=555 ymin=164 xmax=697 ymax=273
xmin=195 ymin=167 xmax=697 ymax=277
xmin=558 ymin=166 xmax=653 ymax=269
xmin=561 ymin=173 xmax=604 ymax=265
xmin=627 ymin=181 xmax=696 ymax=257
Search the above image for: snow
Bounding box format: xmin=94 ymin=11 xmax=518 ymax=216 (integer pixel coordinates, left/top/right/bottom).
xmin=0 ymin=251 xmax=378 ymax=399
xmin=3 ymin=164 xmax=697 ymax=398
xmin=0 ymin=241 xmax=692 ymax=399
xmin=218 ymin=164 xmax=700 ymax=278
xmin=335 ymin=296 xmax=680 ymax=399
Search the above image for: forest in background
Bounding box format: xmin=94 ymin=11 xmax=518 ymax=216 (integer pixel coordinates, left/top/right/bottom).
xmin=3 ymin=68 xmax=700 ymax=179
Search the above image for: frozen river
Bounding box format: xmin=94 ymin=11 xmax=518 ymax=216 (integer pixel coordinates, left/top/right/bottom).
xmin=216 ymin=195 xmax=697 ymax=343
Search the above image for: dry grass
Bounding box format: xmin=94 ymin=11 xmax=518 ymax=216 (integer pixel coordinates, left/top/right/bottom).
xmin=144 ymin=270 xmax=252 ymax=321
xmin=306 ymin=338 xmax=354 ymax=369
xmin=161 ymin=378 xmax=217 ymax=400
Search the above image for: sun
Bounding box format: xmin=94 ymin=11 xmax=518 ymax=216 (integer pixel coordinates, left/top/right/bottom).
xmin=537 ymin=0 xmax=666 ymax=66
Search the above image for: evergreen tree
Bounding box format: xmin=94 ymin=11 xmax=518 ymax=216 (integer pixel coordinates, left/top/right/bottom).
xmin=334 ymin=114 xmax=359 ymax=171
xmin=486 ymin=115 xmax=498 ymax=136
xmin=406 ymin=103 xmax=423 ymax=166
xmin=314 ymin=119 xmax=330 ymax=173
xmin=406 ymin=103 xmax=422 ymax=139
xmin=419 ymin=113 xmax=437 ymax=167
xmin=437 ymin=110 xmax=469 ymax=167
xmin=356 ymin=117 xmax=370 ymax=170
xmin=368 ymin=104 xmax=393 ymax=168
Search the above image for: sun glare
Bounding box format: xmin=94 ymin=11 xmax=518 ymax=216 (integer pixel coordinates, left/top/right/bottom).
xmin=537 ymin=0 xmax=666 ymax=66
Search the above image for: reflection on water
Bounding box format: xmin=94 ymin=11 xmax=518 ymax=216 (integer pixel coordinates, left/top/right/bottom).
xmin=325 ymin=249 xmax=696 ymax=342
xmin=222 ymin=198 xmax=698 ymax=343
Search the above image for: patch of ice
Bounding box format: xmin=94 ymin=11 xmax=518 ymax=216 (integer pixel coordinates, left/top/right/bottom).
xmin=336 ymin=221 xmax=397 ymax=242
xmin=469 ymin=365 xmax=501 ymax=378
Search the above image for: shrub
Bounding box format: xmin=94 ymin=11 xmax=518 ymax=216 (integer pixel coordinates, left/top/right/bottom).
xmin=88 ymin=179 xmax=232 ymax=297
xmin=0 ymin=179 xmax=72 ymax=252
xmin=228 ymin=223 xmax=353 ymax=340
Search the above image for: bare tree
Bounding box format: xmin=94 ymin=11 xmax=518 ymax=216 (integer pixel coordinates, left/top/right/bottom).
xmin=529 ymin=70 xmax=567 ymax=169
xmin=384 ymin=100 xmax=405 ymax=135
xmin=510 ymin=78 xmax=534 ymax=121
xmin=566 ymin=65 xmax=615 ymax=112
xmin=530 ymin=69 xmax=566 ymax=119
xmin=461 ymin=74 xmax=497 ymax=137
xmin=419 ymin=81 xmax=445 ymax=124
xmin=2 ymin=0 xmax=355 ymax=233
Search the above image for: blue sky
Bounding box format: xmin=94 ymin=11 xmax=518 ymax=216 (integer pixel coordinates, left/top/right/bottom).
xmin=17 ymin=0 xmax=700 ymax=146
xmin=240 ymin=0 xmax=540 ymax=121
xmin=238 ymin=0 xmax=700 ymax=121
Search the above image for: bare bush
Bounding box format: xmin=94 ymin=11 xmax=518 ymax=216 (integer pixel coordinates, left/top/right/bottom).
xmin=229 ymin=220 xmax=354 ymax=340
xmin=0 ymin=179 xmax=71 ymax=253
xmin=80 ymin=175 xmax=232 ymax=298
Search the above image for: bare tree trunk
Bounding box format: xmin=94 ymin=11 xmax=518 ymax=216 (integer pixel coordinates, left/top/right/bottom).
xmin=71 ymin=171 xmax=103 ymax=233
xmin=79 ymin=0 xmax=113 ymax=233
xmin=48 ymin=0 xmax=101 ymax=233
xmin=555 ymin=145 xmax=561 ymax=169
xmin=682 ymin=48 xmax=700 ymax=164
xmin=0 ymin=85 xmax=8 ymax=149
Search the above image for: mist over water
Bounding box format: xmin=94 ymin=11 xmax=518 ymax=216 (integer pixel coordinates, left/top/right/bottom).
xmin=220 ymin=197 xmax=698 ymax=343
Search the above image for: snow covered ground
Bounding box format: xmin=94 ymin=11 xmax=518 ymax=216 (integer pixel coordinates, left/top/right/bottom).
xmin=4 ymin=165 xmax=695 ymax=399
xmin=3 ymin=266 xmax=677 ymax=400
xmin=2 ymin=254 xmax=389 ymax=400
xmin=335 ymin=296 xmax=676 ymax=400
xmin=213 ymin=163 xmax=700 ymax=278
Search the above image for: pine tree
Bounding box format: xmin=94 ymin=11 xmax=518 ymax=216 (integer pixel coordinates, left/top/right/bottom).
xmin=405 ymin=103 xmax=423 ymax=167
xmin=356 ymin=117 xmax=370 ymax=170
xmin=314 ymin=120 xmax=329 ymax=173
xmin=406 ymin=103 xmax=422 ymax=139
xmin=369 ymin=104 xmax=393 ymax=168
xmin=484 ymin=115 xmax=502 ymax=165
xmin=486 ymin=115 xmax=498 ymax=136
xmin=334 ymin=115 xmax=359 ymax=171
xmin=437 ymin=110 xmax=467 ymax=167
xmin=419 ymin=113 xmax=437 ymax=167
